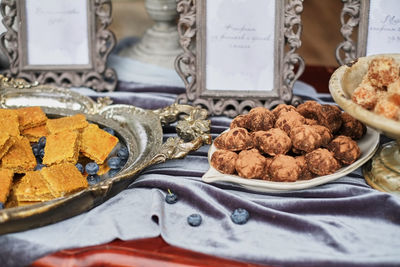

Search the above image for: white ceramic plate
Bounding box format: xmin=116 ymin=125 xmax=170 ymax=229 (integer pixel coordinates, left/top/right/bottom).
xmin=202 ymin=127 xmax=380 ymax=192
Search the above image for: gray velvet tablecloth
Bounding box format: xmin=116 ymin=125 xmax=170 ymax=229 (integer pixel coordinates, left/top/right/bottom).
xmin=1 ymin=63 xmax=400 ymax=267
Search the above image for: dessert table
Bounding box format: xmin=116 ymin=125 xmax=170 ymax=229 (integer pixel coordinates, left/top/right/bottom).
xmin=1 ymin=57 xmax=400 ymax=267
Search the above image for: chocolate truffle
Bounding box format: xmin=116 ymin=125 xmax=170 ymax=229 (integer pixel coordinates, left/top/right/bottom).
xmin=235 ymin=149 xmax=268 ymax=179
xmin=211 ymin=149 xmax=238 ymax=175
xmin=247 ymin=107 xmax=275 ymax=132
xmin=275 ymin=111 xmax=306 ymax=135
xmin=268 ymin=154 xmax=300 ymax=182
xmin=230 ymin=114 xmax=249 ymax=129
xmin=253 ymin=128 xmax=292 ymax=156
xmin=224 ymin=127 xmax=253 ymax=151
xmin=296 ymin=101 xmax=322 ymax=121
xmin=338 ymin=112 xmax=366 ymax=140
xmin=295 ymin=155 xmax=314 ymax=180
xmin=311 ymin=125 xmax=333 ymax=147
xmin=290 ymin=125 xmax=322 ymax=153
xmin=272 ymin=104 xmax=297 ymax=118
xmin=213 ymin=132 xmax=227 ymax=150
xmin=317 ymin=104 xmax=342 ymax=133
xmin=305 ymin=148 xmax=341 ymax=176
xmin=327 ymin=135 xmax=361 ymax=165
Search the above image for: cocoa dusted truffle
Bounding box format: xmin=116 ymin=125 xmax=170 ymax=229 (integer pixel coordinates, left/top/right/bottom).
xmin=268 ymin=154 xmax=300 ymax=182
xmin=247 ymin=107 xmax=275 ymax=131
xmin=338 ymin=112 xmax=366 ymax=140
xmin=311 ymin=125 xmax=333 ymax=147
xmin=253 ymin=128 xmax=292 ymax=156
xmin=327 ymin=135 xmax=361 ymax=165
xmin=295 ymin=155 xmax=314 ymax=180
xmin=317 ymin=104 xmax=342 ymax=133
xmin=260 ymin=157 xmax=273 ymax=180
xmin=224 ymin=127 xmax=253 ymax=151
xmin=296 ymin=101 xmax=322 ymax=121
xmin=275 ymin=111 xmax=306 ymax=135
xmin=230 ymin=114 xmax=249 ymax=129
xmin=271 ymin=104 xmax=297 ymax=118
xmin=211 ymin=149 xmax=238 ymax=175
xmin=213 ymin=132 xmax=227 ymax=150
xmin=235 ymin=149 xmax=268 ymax=179
xmin=290 ymin=125 xmax=322 ymax=153
xmin=305 ymin=148 xmax=341 ymax=176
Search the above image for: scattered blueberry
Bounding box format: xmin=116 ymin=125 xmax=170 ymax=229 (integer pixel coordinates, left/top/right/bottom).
xmin=107 ymin=157 xmax=122 ymax=169
xmin=107 ymin=168 xmax=121 ymax=177
xmin=0 ymin=202 xmax=4 ymax=210
xmin=85 ymin=162 xmax=99 ymax=175
xmin=165 ymin=190 xmax=178 ymax=204
xmin=32 ymin=143 xmax=40 ymax=156
xmin=75 ymin=163 xmax=84 ymax=174
xmin=34 ymin=163 xmax=46 ymax=171
xmin=103 ymin=127 xmax=115 ymax=136
xmin=117 ymin=146 xmax=129 ymax=160
xmin=187 ymin=213 xmax=202 ymax=227
xmin=231 ymin=208 xmax=250 ymax=225
xmin=38 ymin=136 xmax=46 ymax=149
xmin=87 ymin=174 xmax=100 ymax=185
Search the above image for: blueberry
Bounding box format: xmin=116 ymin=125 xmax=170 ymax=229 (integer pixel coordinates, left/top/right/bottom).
xmin=85 ymin=162 xmax=99 ymax=175
xmin=103 ymin=127 xmax=115 ymax=136
xmin=107 ymin=157 xmax=121 ymax=169
xmin=165 ymin=190 xmax=178 ymax=204
xmin=75 ymin=163 xmax=84 ymax=174
xmin=187 ymin=213 xmax=202 ymax=227
xmin=32 ymin=143 xmax=40 ymax=156
xmin=34 ymin=164 xmax=46 ymax=171
xmin=231 ymin=208 xmax=250 ymax=225
xmin=0 ymin=202 xmax=4 ymax=210
xmin=117 ymin=146 xmax=129 ymax=160
xmin=107 ymin=168 xmax=121 ymax=177
xmin=87 ymin=174 xmax=100 ymax=185
xmin=38 ymin=136 xmax=46 ymax=149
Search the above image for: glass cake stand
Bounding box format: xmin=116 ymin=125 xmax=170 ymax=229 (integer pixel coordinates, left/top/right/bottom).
xmin=329 ymin=53 xmax=400 ymax=197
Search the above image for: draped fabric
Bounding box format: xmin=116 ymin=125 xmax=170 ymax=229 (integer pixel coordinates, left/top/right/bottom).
xmin=0 ymin=57 xmax=399 ymax=267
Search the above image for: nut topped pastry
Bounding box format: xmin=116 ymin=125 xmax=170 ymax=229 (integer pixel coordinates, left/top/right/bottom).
xmin=15 ymin=106 xmax=47 ymax=131
xmin=42 ymin=130 xmax=80 ymax=166
xmin=46 ymin=114 xmax=89 ymax=134
xmin=40 ymin=163 xmax=88 ymax=198
xmin=0 ymin=109 xmax=20 ymax=137
xmin=367 ymin=56 xmax=399 ymax=88
xmin=80 ymin=124 xmax=119 ymax=164
xmin=1 ymin=137 xmax=36 ymax=173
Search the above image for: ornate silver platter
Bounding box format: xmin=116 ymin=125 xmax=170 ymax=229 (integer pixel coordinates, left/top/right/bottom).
xmin=0 ymin=77 xmax=211 ymax=234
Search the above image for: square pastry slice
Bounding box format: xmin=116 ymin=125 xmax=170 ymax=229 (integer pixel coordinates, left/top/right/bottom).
xmin=46 ymin=114 xmax=89 ymax=134
xmin=80 ymin=124 xmax=119 ymax=164
xmin=1 ymin=137 xmax=36 ymax=173
xmin=0 ymin=109 xmax=20 ymax=137
xmin=42 ymin=130 xmax=80 ymax=166
xmin=40 ymin=163 xmax=88 ymax=198
xmin=21 ymin=125 xmax=49 ymax=142
xmin=13 ymin=171 xmax=54 ymax=202
xmin=0 ymin=168 xmax=14 ymax=204
xmin=15 ymin=106 xmax=47 ymax=131
xmin=0 ymin=132 xmax=16 ymax=160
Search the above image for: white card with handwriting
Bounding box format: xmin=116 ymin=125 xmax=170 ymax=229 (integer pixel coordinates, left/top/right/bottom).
xmin=367 ymin=0 xmax=400 ymax=55
xmin=25 ymin=0 xmax=90 ymax=66
xmin=206 ymin=0 xmax=275 ymax=92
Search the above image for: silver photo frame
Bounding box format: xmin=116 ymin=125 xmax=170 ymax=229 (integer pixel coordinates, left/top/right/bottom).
xmin=175 ymin=0 xmax=305 ymax=117
xmin=0 ymin=0 xmax=117 ymax=91
xmin=336 ymin=0 xmax=400 ymax=66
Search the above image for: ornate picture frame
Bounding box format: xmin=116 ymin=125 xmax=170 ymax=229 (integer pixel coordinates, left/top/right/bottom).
xmin=0 ymin=0 xmax=117 ymax=91
xmin=175 ymin=0 xmax=305 ymax=117
xmin=336 ymin=0 xmax=400 ymax=66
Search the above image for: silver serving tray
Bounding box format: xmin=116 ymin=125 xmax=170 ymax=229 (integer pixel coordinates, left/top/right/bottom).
xmin=0 ymin=80 xmax=211 ymax=235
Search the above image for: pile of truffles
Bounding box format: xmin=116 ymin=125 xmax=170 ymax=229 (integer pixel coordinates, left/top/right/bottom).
xmin=211 ymin=101 xmax=366 ymax=182
xmin=352 ymin=56 xmax=400 ymax=121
